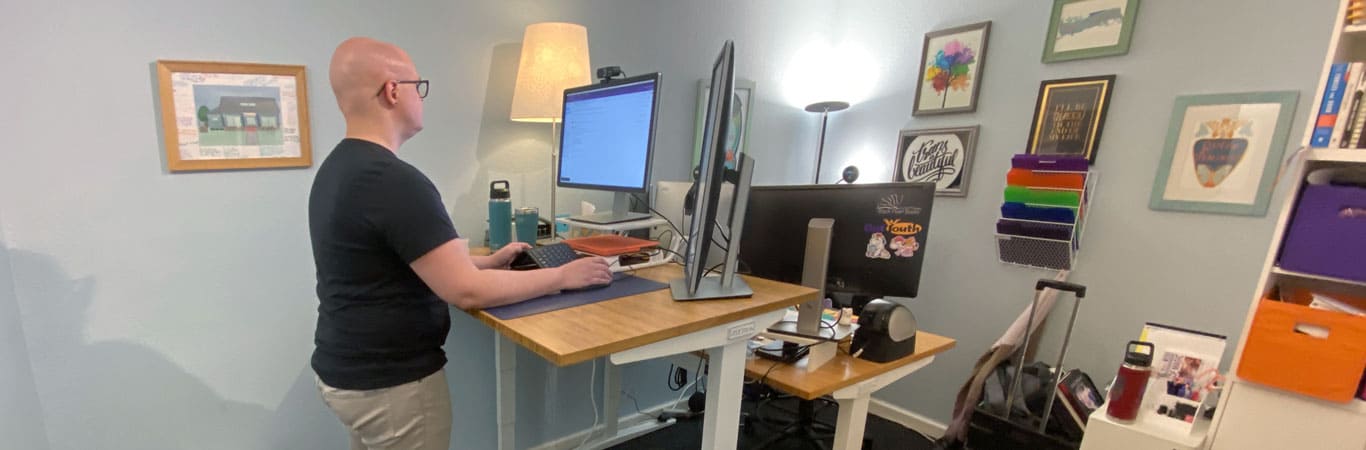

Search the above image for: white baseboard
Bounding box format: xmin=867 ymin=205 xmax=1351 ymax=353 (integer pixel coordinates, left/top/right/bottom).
xmin=528 ymin=400 xmax=677 ymax=450
xmin=869 ymin=398 xmax=947 ymax=439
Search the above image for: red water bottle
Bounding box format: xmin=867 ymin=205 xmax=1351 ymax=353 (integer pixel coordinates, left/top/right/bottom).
xmin=1107 ymin=341 xmax=1154 ymax=421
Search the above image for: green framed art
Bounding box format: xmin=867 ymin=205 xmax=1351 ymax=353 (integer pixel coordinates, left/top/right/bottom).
xmin=1148 ymin=91 xmax=1298 ymax=217
xmin=691 ymin=78 xmax=756 ymax=171
xmin=1043 ymin=0 xmax=1140 ymax=63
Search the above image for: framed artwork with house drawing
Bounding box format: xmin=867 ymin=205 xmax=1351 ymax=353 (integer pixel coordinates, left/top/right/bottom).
xmin=155 ymin=60 xmax=312 ymax=172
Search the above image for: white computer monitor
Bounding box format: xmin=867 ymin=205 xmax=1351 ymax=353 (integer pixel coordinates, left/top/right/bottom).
xmin=558 ymin=73 xmax=661 ymax=224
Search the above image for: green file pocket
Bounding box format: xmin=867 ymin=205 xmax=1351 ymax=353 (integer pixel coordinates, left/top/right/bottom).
xmin=1004 ymin=186 xmax=1081 ymax=208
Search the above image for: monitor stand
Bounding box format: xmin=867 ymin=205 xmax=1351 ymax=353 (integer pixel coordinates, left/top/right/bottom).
xmin=569 ymin=192 xmax=651 ymax=224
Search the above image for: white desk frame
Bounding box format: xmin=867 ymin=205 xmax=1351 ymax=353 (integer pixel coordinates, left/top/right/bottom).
xmin=495 ymin=309 xmax=787 ymax=450
xmin=828 ymin=355 xmax=936 ymax=450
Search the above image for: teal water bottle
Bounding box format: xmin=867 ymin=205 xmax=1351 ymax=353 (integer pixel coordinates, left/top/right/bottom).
xmin=488 ymin=181 xmax=512 ymax=250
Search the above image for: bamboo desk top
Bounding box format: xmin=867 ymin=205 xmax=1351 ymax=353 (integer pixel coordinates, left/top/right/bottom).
xmin=468 ymin=263 xmax=819 ymax=367
xmin=746 ymin=331 xmax=956 ymax=400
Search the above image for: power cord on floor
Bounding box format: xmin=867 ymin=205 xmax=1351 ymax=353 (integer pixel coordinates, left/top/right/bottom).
xmin=622 ymin=390 xmax=659 ymax=420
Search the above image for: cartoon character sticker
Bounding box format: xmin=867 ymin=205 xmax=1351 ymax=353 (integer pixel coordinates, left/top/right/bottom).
xmin=889 ymin=236 xmax=919 ymax=258
xmin=865 ymin=233 xmax=892 ymax=260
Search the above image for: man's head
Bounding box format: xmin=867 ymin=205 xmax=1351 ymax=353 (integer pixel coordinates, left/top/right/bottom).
xmin=329 ymin=37 xmax=425 ymax=147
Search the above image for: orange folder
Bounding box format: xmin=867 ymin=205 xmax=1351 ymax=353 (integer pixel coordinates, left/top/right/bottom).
xmin=1006 ymin=168 xmax=1086 ymax=190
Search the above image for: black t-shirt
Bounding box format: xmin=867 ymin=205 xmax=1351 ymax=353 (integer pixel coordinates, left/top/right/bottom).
xmin=308 ymin=138 xmax=459 ymax=390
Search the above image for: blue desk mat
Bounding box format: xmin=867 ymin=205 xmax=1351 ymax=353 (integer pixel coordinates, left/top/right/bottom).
xmin=484 ymin=274 xmax=669 ymax=320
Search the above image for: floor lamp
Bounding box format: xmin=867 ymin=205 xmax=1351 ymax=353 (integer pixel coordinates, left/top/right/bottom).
xmin=804 ymin=100 xmax=849 ymax=184
xmin=510 ymin=22 xmax=592 ymax=238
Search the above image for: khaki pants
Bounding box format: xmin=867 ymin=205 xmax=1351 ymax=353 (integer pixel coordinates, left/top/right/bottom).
xmin=317 ymin=369 xmax=452 ymax=450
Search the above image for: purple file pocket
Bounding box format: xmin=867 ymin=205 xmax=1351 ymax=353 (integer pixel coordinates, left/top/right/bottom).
xmin=1279 ymin=184 xmax=1366 ymax=283
xmin=1010 ymin=154 xmax=1089 ymax=172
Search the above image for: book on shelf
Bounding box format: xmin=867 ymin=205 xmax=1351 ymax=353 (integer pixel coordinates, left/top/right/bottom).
xmin=1313 ymin=62 xmax=1349 ymax=147
xmin=1335 ymin=63 xmax=1364 ymax=147
xmin=1315 ymin=61 xmax=1366 ymax=150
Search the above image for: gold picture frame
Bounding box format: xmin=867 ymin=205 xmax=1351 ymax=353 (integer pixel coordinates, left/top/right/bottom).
xmin=1025 ymin=75 xmax=1115 ymax=164
xmin=156 ymin=60 xmax=312 ymax=172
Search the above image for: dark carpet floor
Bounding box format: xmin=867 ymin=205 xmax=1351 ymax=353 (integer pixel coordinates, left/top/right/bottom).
xmin=609 ymin=395 xmax=939 ymax=450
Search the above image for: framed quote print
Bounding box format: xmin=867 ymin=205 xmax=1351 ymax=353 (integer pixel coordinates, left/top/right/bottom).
xmin=894 ymin=125 xmax=980 ymax=197
xmin=1026 ymin=75 xmax=1116 ymax=164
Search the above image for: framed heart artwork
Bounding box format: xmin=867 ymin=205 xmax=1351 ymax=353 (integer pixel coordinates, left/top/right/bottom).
xmin=1148 ymin=91 xmax=1298 ymax=216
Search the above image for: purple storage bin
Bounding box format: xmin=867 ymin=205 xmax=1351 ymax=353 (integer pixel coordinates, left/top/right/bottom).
xmin=1279 ymin=184 xmax=1366 ymax=283
xmin=1011 ymin=154 xmax=1089 ymax=172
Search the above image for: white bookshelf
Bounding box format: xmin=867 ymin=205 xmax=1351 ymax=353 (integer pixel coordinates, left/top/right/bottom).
xmin=1206 ymin=1 xmax=1366 ymax=448
xmin=1308 ymin=147 xmax=1366 ymax=163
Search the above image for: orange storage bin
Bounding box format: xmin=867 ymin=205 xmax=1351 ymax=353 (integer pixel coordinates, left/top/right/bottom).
xmin=1005 ymin=168 xmax=1086 ymax=190
xmin=1238 ymin=298 xmax=1366 ymax=402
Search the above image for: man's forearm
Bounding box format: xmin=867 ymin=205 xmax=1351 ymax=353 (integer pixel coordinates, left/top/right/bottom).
xmin=470 ymin=255 xmax=500 ymax=270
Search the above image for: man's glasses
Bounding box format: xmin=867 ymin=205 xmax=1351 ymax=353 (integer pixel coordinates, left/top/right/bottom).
xmin=376 ymin=80 xmax=429 ymax=99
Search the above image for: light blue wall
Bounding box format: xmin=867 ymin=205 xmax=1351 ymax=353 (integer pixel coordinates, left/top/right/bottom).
xmin=0 ymin=213 xmax=49 ymax=450
xmin=0 ymin=0 xmax=1340 ymax=447
xmin=0 ymin=1 xmax=674 ymax=449
xmin=573 ymin=0 xmax=1337 ymax=426
xmin=810 ymin=0 xmax=1336 ymax=424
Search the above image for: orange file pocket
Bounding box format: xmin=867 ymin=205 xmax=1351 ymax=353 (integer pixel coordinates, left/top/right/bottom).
xmin=1005 ymin=168 xmax=1086 ymax=190
xmin=1238 ymin=297 xmax=1366 ymax=402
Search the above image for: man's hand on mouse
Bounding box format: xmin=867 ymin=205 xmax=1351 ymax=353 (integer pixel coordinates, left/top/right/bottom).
xmin=556 ymin=257 xmax=612 ymax=290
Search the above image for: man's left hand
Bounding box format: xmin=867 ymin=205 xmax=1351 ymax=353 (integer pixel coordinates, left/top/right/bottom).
xmin=489 ymin=242 xmax=532 ymax=269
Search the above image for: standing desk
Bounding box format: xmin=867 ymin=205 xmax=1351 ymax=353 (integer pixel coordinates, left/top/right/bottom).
xmin=746 ymin=332 xmax=956 ymax=450
xmin=467 ymin=263 xmax=818 ymax=450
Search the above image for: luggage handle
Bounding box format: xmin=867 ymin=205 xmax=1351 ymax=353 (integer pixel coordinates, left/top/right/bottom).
xmin=1005 ymin=278 xmax=1087 ymax=434
xmin=1035 ymin=280 xmax=1086 ymax=298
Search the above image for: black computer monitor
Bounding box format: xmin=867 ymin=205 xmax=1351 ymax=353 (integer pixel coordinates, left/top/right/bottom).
xmin=558 ymin=72 xmax=661 ymax=223
xmin=680 ymin=41 xmax=736 ymax=296
xmin=739 ymin=183 xmax=936 ymax=299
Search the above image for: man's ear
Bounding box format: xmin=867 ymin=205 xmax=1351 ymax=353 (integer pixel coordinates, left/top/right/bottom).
xmin=380 ymin=81 xmax=399 ymax=106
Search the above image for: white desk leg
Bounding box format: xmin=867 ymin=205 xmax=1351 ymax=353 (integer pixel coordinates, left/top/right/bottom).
xmin=829 ymin=356 xmax=935 ymax=450
xmin=603 ymin=360 xmax=621 ymax=438
xmin=832 ymin=395 xmax=871 ymax=450
xmin=495 ymin=334 xmax=517 ymax=450
xmin=701 ymin=339 xmax=745 ymax=450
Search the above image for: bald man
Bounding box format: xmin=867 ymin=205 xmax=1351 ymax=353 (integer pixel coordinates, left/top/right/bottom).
xmin=309 ymin=37 xmax=612 ymax=450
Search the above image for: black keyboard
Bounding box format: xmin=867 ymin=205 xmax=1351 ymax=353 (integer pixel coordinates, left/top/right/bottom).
xmin=511 ymin=243 xmax=581 ymax=270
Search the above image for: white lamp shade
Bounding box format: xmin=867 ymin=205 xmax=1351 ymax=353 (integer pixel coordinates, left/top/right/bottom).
xmin=510 ymin=22 xmax=591 ymax=123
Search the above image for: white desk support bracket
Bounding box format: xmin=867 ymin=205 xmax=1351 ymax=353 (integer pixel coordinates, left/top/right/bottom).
xmin=609 ymin=309 xmax=785 ymax=366
xmin=587 ymin=309 xmax=784 ymax=450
